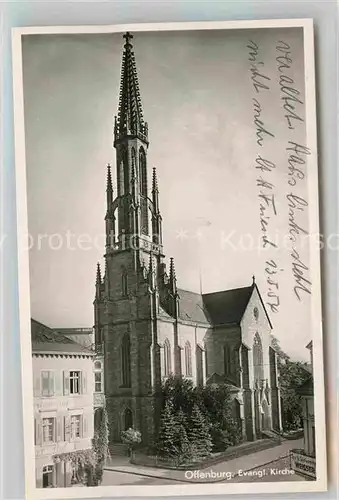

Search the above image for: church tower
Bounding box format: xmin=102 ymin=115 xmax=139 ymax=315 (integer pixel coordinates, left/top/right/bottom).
xmin=94 ymin=32 xmax=166 ymax=446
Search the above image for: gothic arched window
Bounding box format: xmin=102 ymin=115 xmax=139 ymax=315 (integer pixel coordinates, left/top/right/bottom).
xmin=196 ymin=345 xmax=204 ymax=387
xmin=253 ymin=332 xmax=264 ymax=384
xmin=121 ymin=334 xmax=131 ymax=387
xmin=139 ymin=147 xmax=147 ymax=197
xmin=139 ymin=147 xmax=149 ymax=235
xmin=224 ymin=344 xmax=232 ymax=375
xmin=122 ymin=269 xmax=128 ymax=297
xmin=122 ymin=148 xmax=129 ymax=196
xmin=164 ymin=339 xmax=171 ymax=377
xmin=131 ymin=148 xmax=136 ymax=180
xmin=184 ymin=341 xmax=192 ymax=377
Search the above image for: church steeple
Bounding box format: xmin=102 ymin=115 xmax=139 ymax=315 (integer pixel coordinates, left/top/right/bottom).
xmin=114 ymin=32 xmax=148 ymax=145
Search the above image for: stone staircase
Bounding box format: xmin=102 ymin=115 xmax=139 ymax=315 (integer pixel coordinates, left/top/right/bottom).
xmin=261 ymin=429 xmax=282 ymax=443
xmin=109 ymin=443 xmax=129 ymax=457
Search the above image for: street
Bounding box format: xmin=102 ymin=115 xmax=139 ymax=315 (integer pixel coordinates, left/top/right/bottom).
xmin=102 ymin=439 xmax=308 ymax=485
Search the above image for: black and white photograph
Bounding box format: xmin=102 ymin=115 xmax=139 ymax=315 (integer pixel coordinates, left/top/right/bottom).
xmin=12 ymin=20 xmax=326 ymax=498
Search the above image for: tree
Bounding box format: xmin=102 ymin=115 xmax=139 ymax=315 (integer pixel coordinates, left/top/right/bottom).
xmin=278 ymin=360 xmax=310 ymax=431
xmin=161 ymin=375 xmax=195 ymax=415
xmin=271 ymin=335 xmax=290 ymax=367
xmin=157 ymin=377 xmax=241 ymax=456
xmin=188 ymin=404 xmax=212 ymax=459
xmin=173 ymin=409 xmax=191 ymax=465
xmin=92 ymin=406 xmax=110 ymax=485
xmin=157 ymin=399 xmax=180 ymax=459
xmin=195 ymin=383 xmax=242 ymax=450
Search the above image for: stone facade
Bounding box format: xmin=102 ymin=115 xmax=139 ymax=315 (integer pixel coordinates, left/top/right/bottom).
xmin=32 ymin=319 xmax=95 ymax=488
xmin=94 ymin=32 xmax=283 ymax=447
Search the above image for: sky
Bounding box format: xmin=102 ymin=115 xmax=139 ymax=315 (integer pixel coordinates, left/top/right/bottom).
xmin=21 ymin=27 xmax=313 ymax=360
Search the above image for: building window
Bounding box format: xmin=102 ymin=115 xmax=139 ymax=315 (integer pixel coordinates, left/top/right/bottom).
xmin=41 ymin=371 xmax=54 ymax=397
xmin=42 ymin=418 xmax=55 ymax=444
xmin=121 ymin=334 xmax=131 ymax=387
xmin=94 ymin=361 xmax=103 ymax=392
xmin=70 ymin=415 xmax=82 ymax=440
xmin=94 ymin=372 xmax=102 ymax=392
xmin=184 ymin=341 xmax=192 ymax=377
xmin=164 ymin=339 xmax=171 ymax=377
xmin=42 ymin=465 xmax=54 ymax=488
xmin=70 ymin=371 xmax=81 ymax=394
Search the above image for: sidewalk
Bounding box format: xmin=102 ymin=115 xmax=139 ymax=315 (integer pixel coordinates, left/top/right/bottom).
xmin=104 ymin=439 xmax=303 ymax=483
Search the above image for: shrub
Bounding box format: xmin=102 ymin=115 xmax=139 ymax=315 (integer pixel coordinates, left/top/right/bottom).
xmin=121 ymin=428 xmax=142 ymax=457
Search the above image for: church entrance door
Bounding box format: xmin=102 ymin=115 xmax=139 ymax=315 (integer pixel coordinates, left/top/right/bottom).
xmin=124 ymin=408 xmax=133 ymax=430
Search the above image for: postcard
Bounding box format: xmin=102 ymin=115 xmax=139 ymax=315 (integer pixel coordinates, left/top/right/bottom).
xmin=12 ymin=19 xmax=327 ymax=498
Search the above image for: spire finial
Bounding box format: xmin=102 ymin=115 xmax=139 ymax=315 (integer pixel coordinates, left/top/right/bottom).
xmin=252 ymin=275 xmax=256 ymax=285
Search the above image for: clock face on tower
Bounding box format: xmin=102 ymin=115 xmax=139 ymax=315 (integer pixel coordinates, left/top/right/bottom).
xmin=253 ymin=307 xmax=259 ymax=320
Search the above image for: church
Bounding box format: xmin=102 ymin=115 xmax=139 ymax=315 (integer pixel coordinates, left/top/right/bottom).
xmin=93 ymin=32 xmax=282 ymax=447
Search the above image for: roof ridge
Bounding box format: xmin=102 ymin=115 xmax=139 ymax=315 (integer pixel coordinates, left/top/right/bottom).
xmin=202 ymin=285 xmax=252 ymax=297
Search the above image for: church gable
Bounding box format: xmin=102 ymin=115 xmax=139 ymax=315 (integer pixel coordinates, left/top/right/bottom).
xmin=241 ymin=285 xmax=272 ymax=332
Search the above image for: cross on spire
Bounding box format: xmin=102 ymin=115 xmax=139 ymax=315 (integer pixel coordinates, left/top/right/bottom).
xmin=123 ymin=32 xmax=133 ymax=45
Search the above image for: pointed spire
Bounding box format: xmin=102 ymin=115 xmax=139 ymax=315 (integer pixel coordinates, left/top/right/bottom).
xmin=152 ymin=167 xmax=158 ymax=192
xmin=152 ymin=167 xmax=160 ymax=215
xmin=106 ymin=163 xmax=113 ymax=193
xmin=96 ymin=262 xmax=102 ymax=286
xmin=106 ymin=163 xmax=114 ymax=215
xmin=96 ymin=262 xmax=102 ymax=299
xmin=169 ymin=257 xmax=177 ymax=296
xmin=115 ymin=32 xmax=147 ymax=140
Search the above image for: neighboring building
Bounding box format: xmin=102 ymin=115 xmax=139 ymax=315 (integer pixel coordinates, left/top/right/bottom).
xmin=56 ymin=326 xmax=105 ymax=420
xmin=56 ymin=327 xmax=94 ymax=349
xmin=291 ymin=341 xmax=316 ymax=479
xmin=32 ymin=319 xmax=95 ymax=488
xmin=93 ymin=32 xmax=282 ymax=447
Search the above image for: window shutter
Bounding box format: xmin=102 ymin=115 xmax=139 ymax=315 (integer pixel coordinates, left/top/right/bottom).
xmin=35 ymin=418 xmax=42 ymax=446
xmin=33 ymin=372 xmax=41 ymax=397
xmin=81 ymin=371 xmax=87 ymax=394
xmin=41 ymin=371 xmax=49 ymax=396
xmin=63 ymin=371 xmax=70 ymax=395
xmin=56 ymin=416 xmax=63 ymax=442
xmin=82 ymin=415 xmax=87 ymax=438
xmin=54 ymin=371 xmax=62 ymax=396
xmin=64 ymin=416 xmax=71 ymax=442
